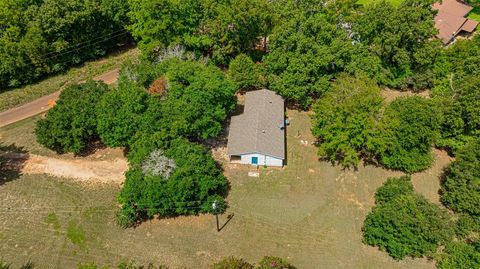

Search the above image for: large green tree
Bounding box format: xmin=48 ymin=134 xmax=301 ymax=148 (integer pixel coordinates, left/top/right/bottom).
xmin=118 ymin=138 xmax=228 ymax=227
xmin=369 ymin=96 xmax=439 ymax=173
xmin=311 ymin=75 xmax=383 ymax=167
xmin=436 ymin=241 xmax=480 ymax=269
xmin=363 ymin=177 xmax=453 ymax=260
xmin=263 ymin=2 xmax=381 ymax=108
xmin=355 ymin=0 xmax=440 ymax=89
xmin=35 ymin=81 xmax=108 ymax=154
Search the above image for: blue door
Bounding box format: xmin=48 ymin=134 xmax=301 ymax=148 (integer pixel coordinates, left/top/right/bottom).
xmin=251 ymin=156 xmax=258 ymax=165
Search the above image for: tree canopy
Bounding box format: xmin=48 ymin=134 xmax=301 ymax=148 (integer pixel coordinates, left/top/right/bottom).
xmin=312 ymin=75 xmax=383 ymax=167
xmin=0 ymin=0 xmax=130 ymax=89
xmin=35 ymin=81 xmax=108 ymax=154
xmin=363 ymin=176 xmax=453 ymax=260
xmin=368 ymin=96 xmax=439 ymax=173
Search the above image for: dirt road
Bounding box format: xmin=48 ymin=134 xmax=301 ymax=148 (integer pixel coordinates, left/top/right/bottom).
xmin=0 ymin=69 xmax=119 ymax=127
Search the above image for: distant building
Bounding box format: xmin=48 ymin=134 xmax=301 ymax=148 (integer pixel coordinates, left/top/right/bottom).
xmin=433 ymin=0 xmax=478 ymax=45
xmin=227 ymin=89 xmax=285 ymax=167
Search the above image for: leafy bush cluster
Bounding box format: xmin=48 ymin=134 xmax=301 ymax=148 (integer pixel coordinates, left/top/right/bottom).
xmin=36 ymin=58 xmax=236 ymax=227
xmin=363 ymin=176 xmax=453 ymax=260
xmin=0 ymin=0 xmax=130 ymax=89
xmin=436 ymin=241 xmax=480 ymax=269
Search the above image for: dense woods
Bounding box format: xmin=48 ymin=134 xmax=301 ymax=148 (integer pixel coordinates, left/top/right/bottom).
xmin=0 ymin=0 xmax=130 ymax=89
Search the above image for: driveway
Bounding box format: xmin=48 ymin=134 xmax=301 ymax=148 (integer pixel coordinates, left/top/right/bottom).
xmin=0 ymin=69 xmax=119 ymax=127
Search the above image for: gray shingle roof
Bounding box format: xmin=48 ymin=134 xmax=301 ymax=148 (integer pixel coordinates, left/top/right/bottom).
xmin=227 ymin=89 xmax=285 ymax=159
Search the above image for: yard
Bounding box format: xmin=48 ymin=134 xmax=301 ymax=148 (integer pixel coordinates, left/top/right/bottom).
xmin=0 ymin=110 xmax=448 ymax=268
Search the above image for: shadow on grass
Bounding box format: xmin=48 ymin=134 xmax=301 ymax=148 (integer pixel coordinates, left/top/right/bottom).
xmin=0 ymin=143 xmax=29 ymax=185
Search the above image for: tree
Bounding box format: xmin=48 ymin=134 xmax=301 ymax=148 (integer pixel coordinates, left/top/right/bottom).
xmin=355 ymin=0 xmax=441 ymax=89
xmin=374 ymin=176 xmax=414 ymax=205
xmin=210 ymin=257 xmax=254 ymax=269
xmin=311 ymin=75 xmax=383 ymax=167
xmin=35 ymin=81 xmax=108 ymax=154
xmin=369 ymin=96 xmax=439 ymax=173
xmin=228 ymin=54 xmax=263 ymax=90
xmin=436 ymin=241 xmax=480 ymax=269
xmin=363 ymin=182 xmax=453 ymax=260
xmin=138 ymin=59 xmax=237 ymax=141
xmin=118 ymin=138 xmax=228 ymax=226
xmin=263 ymin=2 xmax=381 ymax=108
xmin=96 ymin=81 xmax=149 ymax=147
xmin=441 ymin=139 xmax=480 ymax=221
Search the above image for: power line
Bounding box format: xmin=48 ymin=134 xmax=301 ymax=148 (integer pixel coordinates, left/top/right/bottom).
xmin=42 ymin=31 xmax=130 ymax=62
xmin=40 ymin=29 xmax=127 ymax=58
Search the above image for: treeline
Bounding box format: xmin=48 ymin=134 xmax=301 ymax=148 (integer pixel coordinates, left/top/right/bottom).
xmin=0 ymin=0 xmax=130 ymax=89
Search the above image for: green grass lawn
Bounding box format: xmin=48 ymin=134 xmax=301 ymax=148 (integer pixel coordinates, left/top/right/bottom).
xmin=0 ymin=47 xmax=139 ymax=112
xmin=468 ymin=7 xmax=480 ymax=30
xmin=0 ymin=111 xmax=445 ymax=268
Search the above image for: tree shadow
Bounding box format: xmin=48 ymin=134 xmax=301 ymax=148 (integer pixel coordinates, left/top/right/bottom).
xmin=0 ymin=144 xmax=29 ymax=185
xmin=74 ymin=139 xmax=107 ymax=157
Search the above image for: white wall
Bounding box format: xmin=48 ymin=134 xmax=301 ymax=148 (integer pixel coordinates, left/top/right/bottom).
xmin=235 ymin=153 xmax=283 ymax=167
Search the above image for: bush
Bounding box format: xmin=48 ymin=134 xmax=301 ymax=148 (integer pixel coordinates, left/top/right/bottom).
xmin=35 ymin=81 xmax=108 ymax=154
xmin=369 ymin=96 xmax=439 ymax=173
xmin=228 ymin=54 xmax=263 ymax=90
xmin=374 ymin=176 xmax=414 ymax=205
xmin=210 ymin=257 xmax=254 ymax=269
xmin=312 ymin=75 xmax=383 ymax=167
xmin=118 ymin=138 xmax=228 ymax=225
xmin=441 ymin=139 xmax=480 ymax=221
xmin=436 ymin=241 xmax=480 ymax=269
xmin=257 ymin=256 xmax=296 ymax=269
xmin=96 ymin=81 xmax=149 ymax=147
xmin=363 ymin=177 xmax=453 ymax=260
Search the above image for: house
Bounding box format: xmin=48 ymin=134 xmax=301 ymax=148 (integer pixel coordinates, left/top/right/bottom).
xmin=433 ymin=0 xmax=478 ymax=45
xmin=227 ymin=89 xmax=285 ymax=167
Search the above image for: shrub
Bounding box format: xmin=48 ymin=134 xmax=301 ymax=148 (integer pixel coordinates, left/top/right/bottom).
xmin=210 ymin=257 xmax=254 ymax=269
xmin=257 ymin=256 xmax=296 ymax=269
xmin=35 ymin=81 xmax=108 ymax=154
xmin=374 ymin=176 xmax=414 ymax=205
xmin=441 ymin=139 xmax=480 ymax=221
xmin=96 ymin=81 xmax=149 ymax=147
xmin=312 ymin=75 xmax=383 ymax=167
xmin=228 ymin=54 xmax=262 ymax=90
xmin=436 ymin=241 xmax=480 ymax=269
xmin=369 ymin=96 xmax=439 ymax=173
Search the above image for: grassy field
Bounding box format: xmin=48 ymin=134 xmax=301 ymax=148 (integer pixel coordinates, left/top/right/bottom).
xmin=0 ymin=47 xmax=139 ymax=112
xmin=0 ymin=110 xmax=447 ymax=269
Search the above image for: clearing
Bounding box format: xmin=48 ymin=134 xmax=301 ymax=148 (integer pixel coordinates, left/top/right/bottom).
xmin=0 ymin=109 xmax=450 ymax=269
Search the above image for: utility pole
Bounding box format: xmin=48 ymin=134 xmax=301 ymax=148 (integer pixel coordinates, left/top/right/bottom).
xmin=212 ymin=200 xmax=219 ymax=232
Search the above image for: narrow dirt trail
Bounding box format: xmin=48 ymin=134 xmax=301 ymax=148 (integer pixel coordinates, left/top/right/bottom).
xmin=4 ymin=152 xmax=128 ymax=184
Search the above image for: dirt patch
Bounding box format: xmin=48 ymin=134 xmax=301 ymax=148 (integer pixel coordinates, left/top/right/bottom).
xmin=3 ymin=152 xmax=128 ymax=184
xmin=381 ymin=88 xmax=430 ymax=104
